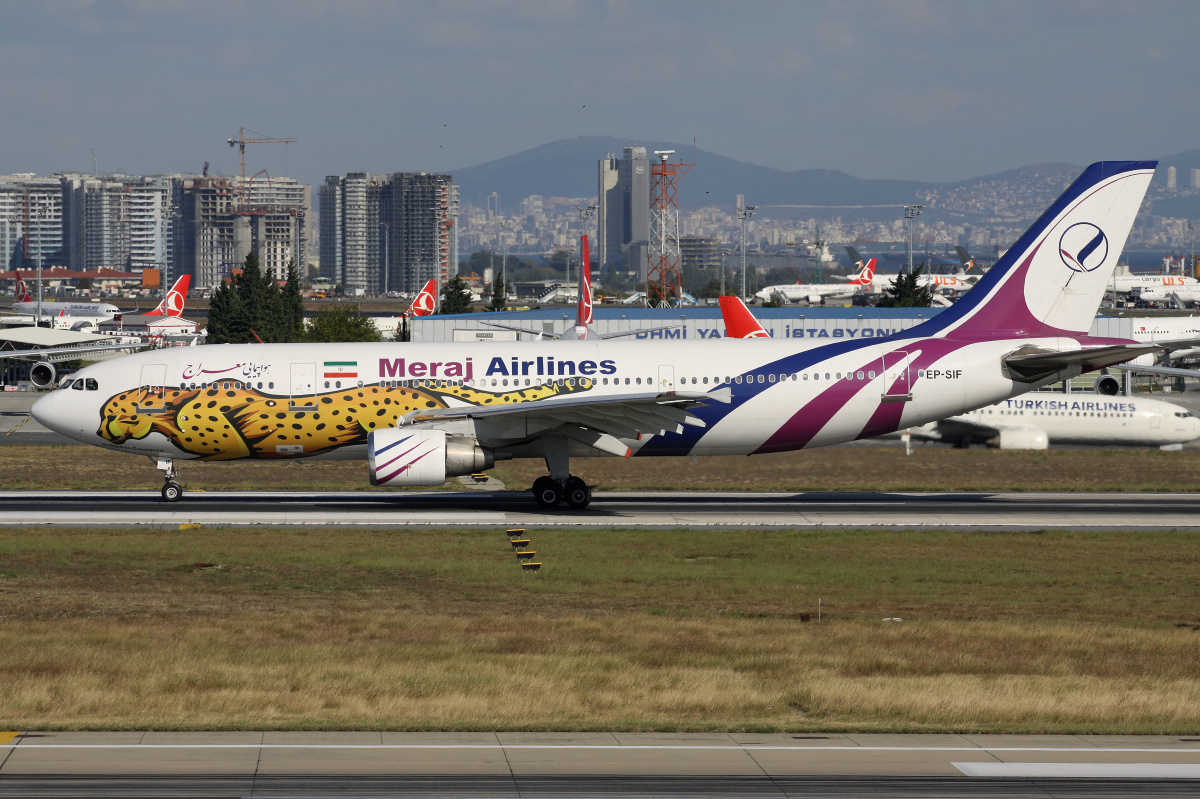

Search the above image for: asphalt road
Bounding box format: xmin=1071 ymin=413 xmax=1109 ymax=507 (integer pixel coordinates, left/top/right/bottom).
xmin=2 ymin=488 xmax=1200 ymax=528
xmin=4 ymin=732 xmax=1200 ymax=798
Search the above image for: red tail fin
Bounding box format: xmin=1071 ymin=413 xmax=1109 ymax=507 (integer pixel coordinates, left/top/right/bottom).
xmin=15 ymin=277 xmax=32 ymax=303
xmin=848 ymin=258 xmax=876 ymax=286
xmin=718 ymin=296 xmax=771 ymax=338
xmin=578 ymin=235 xmax=593 ymax=327
xmin=146 ymin=275 xmax=191 ymax=316
xmin=409 ymin=279 xmax=438 ymax=316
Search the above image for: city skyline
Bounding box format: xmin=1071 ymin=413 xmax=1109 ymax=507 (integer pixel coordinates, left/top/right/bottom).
xmin=3 ymin=1 xmax=1199 ymax=194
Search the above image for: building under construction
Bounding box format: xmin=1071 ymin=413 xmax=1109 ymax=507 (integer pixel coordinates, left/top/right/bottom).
xmin=320 ymin=172 xmax=458 ymax=295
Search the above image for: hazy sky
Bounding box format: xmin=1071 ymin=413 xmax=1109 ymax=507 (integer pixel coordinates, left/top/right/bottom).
xmin=2 ymin=0 xmax=1197 ymax=191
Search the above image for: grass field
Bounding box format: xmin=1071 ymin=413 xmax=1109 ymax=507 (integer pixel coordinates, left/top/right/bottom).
xmin=1 ymin=525 xmax=1199 ymax=733
xmin=6 ymin=444 xmax=1200 ymax=492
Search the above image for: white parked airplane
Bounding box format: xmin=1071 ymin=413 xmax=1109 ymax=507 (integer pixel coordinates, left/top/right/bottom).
xmin=1137 ymin=283 xmax=1200 ymax=308
xmin=754 ymin=268 xmax=873 ymax=305
xmin=1112 ymin=273 xmax=1196 ymax=298
xmin=11 ymin=277 xmax=120 ymax=318
xmin=901 ymin=392 xmax=1200 ymax=449
xmin=1122 ymin=316 xmax=1200 ymax=362
xmin=32 ymin=161 xmax=1158 ymax=507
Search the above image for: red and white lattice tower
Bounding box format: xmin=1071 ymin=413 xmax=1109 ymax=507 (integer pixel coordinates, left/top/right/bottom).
xmin=645 ymin=150 xmax=692 ymax=307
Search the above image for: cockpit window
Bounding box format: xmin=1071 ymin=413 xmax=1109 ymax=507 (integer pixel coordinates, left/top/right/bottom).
xmin=85 ymin=378 xmax=98 ymax=391
xmin=59 ymin=379 xmax=74 ymax=390
xmin=72 ymin=380 xmax=85 ymax=390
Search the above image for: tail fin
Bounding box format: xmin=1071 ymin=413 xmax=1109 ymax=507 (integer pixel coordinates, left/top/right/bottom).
xmin=845 ymin=245 xmax=863 ymax=269
xmin=146 ymin=275 xmax=191 ymax=317
xmin=847 ymin=258 xmax=876 ymax=286
xmin=955 ymin=246 xmax=975 ymax=272
xmin=409 ymin=279 xmax=438 ymax=317
xmin=578 ymin=235 xmax=594 ymax=327
xmin=718 ymin=296 xmax=771 ymax=338
xmin=15 ymin=277 xmax=31 ymax=303
xmin=925 ymin=161 xmax=1155 ymax=338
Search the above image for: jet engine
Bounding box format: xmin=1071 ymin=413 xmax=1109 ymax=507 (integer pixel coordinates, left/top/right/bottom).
xmin=29 ymin=362 xmax=56 ymax=389
xmin=367 ymin=428 xmax=493 ymax=487
xmin=806 ymin=294 xmax=823 ymax=305
xmin=997 ymin=428 xmax=1049 ymax=450
xmin=1094 ymin=375 xmax=1121 ymax=395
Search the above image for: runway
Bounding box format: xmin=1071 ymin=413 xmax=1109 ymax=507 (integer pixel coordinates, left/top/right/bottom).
xmin=2 ymin=488 xmax=1200 ymax=528
xmin=3 ymin=732 xmax=1200 ymax=797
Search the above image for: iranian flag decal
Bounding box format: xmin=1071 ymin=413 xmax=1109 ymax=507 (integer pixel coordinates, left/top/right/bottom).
xmin=324 ymin=361 xmax=358 ymax=379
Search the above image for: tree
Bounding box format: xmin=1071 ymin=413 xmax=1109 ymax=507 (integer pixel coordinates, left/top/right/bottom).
xmin=302 ymin=304 xmax=382 ymax=343
xmin=235 ymin=251 xmax=282 ymax=342
xmin=876 ymin=265 xmax=935 ymax=308
xmin=205 ymin=280 xmax=250 ymax=344
xmin=278 ymin=260 xmax=306 ymax=342
xmin=488 ymin=270 xmax=508 ymax=312
xmin=439 ymin=275 xmax=474 ymax=315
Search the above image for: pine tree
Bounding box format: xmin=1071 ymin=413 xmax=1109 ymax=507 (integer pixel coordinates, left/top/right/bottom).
xmin=279 ymin=260 xmax=306 ymax=342
xmin=302 ymin=305 xmax=382 ymax=343
xmin=439 ymin=276 xmax=473 ymax=315
xmin=206 ymin=281 xmax=251 ymax=343
xmin=235 ymin=251 xmax=283 ymax=342
xmin=876 ymin=265 xmax=935 ymax=308
xmin=488 ymin=270 xmax=507 ymax=312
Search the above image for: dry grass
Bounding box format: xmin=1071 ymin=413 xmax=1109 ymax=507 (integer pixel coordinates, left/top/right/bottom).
xmin=5 ymin=444 xmax=1200 ymax=492
xmin=1 ymin=526 xmax=1199 ymax=732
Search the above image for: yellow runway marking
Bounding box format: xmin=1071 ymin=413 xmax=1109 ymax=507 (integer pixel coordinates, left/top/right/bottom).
xmin=0 ymin=732 xmax=19 ymax=745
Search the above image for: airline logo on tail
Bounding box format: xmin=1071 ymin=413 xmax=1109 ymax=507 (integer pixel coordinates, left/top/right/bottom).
xmin=718 ymin=296 xmax=772 ymax=338
xmin=848 ymin=258 xmax=876 ymax=285
xmin=146 ymin=275 xmax=192 ymax=317
xmin=578 ymin=235 xmax=594 ymax=327
xmin=1059 ymin=223 xmax=1108 ymax=273
xmin=14 ymin=277 xmax=32 ymax=303
xmin=410 ymin=279 xmax=438 ymax=316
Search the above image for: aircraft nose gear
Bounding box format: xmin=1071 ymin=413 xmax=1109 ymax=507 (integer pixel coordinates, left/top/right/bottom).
xmin=155 ymin=457 xmax=182 ymax=502
xmin=531 ymin=475 xmax=592 ymax=509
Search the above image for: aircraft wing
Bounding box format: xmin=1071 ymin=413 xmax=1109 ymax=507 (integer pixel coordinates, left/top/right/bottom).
xmin=932 ymin=415 xmax=1000 ymax=440
xmin=402 ymin=388 xmax=731 ymax=457
xmin=0 ymin=343 xmax=145 ymax=363
xmin=1003 ymin=344 xmax=1160 ymax=383
xmin=1110 ymin=363 xmax=1200 ymax=380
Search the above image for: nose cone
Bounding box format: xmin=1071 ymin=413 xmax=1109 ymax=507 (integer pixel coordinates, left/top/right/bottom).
xmin=31 ymin=391 xmax=56 ymax=431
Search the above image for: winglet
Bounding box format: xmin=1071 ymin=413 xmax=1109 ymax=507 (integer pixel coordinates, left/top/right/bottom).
xmin=718 ymin=296 xmax=771 ymax=338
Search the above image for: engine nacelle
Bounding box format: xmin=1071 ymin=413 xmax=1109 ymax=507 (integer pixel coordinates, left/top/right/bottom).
xmin=806 ymin=294 xmax=823 ymax=305
xmin=1130 ymin=353 xmax=1156 ymax=367
xmin=998 ymin=428 xmax=1049 ymax=450
xmin=29 ymin=362 xmax=56 ymax=389
xmin=1094 ymin=375 xmax=1121 ymax=395
xmin=367 ymin=428 xmax=493 ymax=487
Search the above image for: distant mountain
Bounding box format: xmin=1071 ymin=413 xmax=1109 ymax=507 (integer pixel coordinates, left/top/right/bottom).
xmin=451 ymin=138 xmax=1200 ymax=222
xmin=451 ymin=136 xmax=933 ymax=212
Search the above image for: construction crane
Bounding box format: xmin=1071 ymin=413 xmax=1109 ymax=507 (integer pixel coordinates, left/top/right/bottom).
xmin=227 ymin=127 xmax=296 ymax=202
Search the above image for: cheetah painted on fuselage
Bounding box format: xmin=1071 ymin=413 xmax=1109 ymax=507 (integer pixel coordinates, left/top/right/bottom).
xmin=98 ymin=379 xmax=591 ymax=460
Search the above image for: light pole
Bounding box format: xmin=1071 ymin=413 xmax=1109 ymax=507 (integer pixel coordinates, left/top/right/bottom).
xmin=903 ymin=205 xmax=924 ymax=274
xmin=738 ymin=204 xmax=756 ymax=299
xmin=577 ymin=204 xmax=597 ymax=302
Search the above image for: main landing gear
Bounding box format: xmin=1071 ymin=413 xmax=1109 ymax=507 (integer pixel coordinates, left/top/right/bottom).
xmin=531 ymin=475 xmax=591 ymax=509
xmin=155 ymin=457 xmax=182 ymax=502
xmin=531 ymin=434 xmax=592 ymax=509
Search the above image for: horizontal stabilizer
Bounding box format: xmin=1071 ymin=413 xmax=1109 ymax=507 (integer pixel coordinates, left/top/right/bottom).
xmin=1004 ymin=344 xmax=1160 ymax=383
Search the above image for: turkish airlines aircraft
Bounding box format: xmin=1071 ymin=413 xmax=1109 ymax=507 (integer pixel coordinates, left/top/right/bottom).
xmin=143 ymin=275 xmax=192 ymax=317
xmin=409 ymin=279 xmax=438 ymax=317
xmin=32 ymin=161 xmax=1158 ymax=507
xmin=1137 ymin=282 xmax=1200 ymax=308
xmin=754 ymin=266 xmax=873 ymax=305
xmin=11 ymin=277 xmax=120 ymax=318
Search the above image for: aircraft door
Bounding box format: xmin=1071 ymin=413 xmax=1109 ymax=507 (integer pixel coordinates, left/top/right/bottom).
xmin=136 ymin=364 xmax=169 ymax=414
xmin=290 ymin=363 xmax=317 ymax=411
xmin=880 ymin=350 xmax=912 ymax=403
xmin=657 ymin=365 xmax=675 ymax=393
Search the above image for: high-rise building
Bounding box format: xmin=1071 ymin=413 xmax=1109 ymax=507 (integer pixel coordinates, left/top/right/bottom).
xmin=60 ymin=174 xmax=172 ymax=274
xmin=320 ymin=172 xmax=458 ymax=295
xmin=680 ymin=236 xmax=721 ymax=272
xmin=0 ymin=175 xmax=64 ymax=272
xmin=1167 ymin=166 xmax=1178 ymax=190
xmin=597 ymin=146 xmax=649 ymax=270
xmin=1192 ymin=168 xmax=1200 ymax=190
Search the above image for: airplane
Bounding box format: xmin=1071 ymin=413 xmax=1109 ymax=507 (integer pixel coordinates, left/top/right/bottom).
xmin=144 ymin=275 xmax=193 ymax=317
xmin=1136 ymin=282 xmax=1200 ymax=308
xmin=753 ymin=266 xmax=872 ymax=305
xmin=31 ymin=160 xmax=1159 ymax=508
xmin=1111 ymin=273 xmax=1197 ymax=298
xmin=11 ymin=277 xmax=121 ymax=318
xmin=837 ymin=246 xmax=973 ymax=297
xmin=410 ymin=279 xmax=438 ymax=317
xmin=0 ymin=327 xmax=146 ymax=388
xmin=899 ymin=391 xmax=1200 ymax=450
xmin=1122 ymin=316 xmax=1200 ymax=362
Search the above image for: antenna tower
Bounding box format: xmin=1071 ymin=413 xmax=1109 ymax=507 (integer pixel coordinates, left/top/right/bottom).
xmin=645 ymin=150 xmax=692 ymax=307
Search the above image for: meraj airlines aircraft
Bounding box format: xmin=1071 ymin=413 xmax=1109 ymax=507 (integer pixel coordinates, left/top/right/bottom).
xmin=32 ymin=161 xmax=1159 ymax=507
xmin=11 ymin=278 xmax=120 ymax=318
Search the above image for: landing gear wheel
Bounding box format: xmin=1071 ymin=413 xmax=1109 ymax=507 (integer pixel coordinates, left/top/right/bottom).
xmin=532 ymin=476 xmax=562 ymax=508
xmin=564 ymin=476 xmax=591 ymax=509
xmin=161 ymin=481 xmax=182 ymax=503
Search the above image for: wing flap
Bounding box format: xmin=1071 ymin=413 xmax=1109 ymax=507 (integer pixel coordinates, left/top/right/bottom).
xmin=1002 ymin=344 xmax=1160 ymax=383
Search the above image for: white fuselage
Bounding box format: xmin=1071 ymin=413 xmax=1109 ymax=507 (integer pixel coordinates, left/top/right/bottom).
xmin=755 ymin=282 xmax=861 ymax=303
xmin=12 ymin=300 xmax=120 ymax=318
xmin=910 ymin=394 xmax=1200 ymax=447
xmin=1113 ymin=274 xmax=1196 ymax=295
xmin=34 ymin=335 xmax=1067 ymax=464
